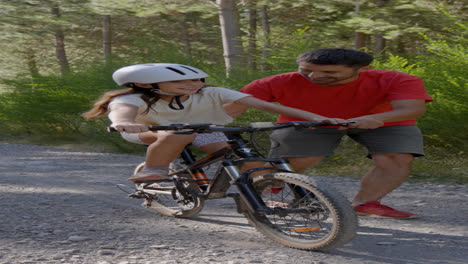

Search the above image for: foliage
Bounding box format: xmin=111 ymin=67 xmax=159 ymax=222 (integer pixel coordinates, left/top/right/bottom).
xmin=0 ymin=0 xmax=467 ymax=182
xmin=415 ymin=10 xmax=468 ymax=151
xmin=371 ymin=54 xmax=424 ymax=76
xmin=338 ymin=0 xmax=465 ymax=54
xmin=0 ymin=64 xmax=109 ymax=130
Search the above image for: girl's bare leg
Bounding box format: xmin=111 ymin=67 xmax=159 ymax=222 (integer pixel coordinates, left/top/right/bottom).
xmin=139 ymin=131 xmax=196 ymax=167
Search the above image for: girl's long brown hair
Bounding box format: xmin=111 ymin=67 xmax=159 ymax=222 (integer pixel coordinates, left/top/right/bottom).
xmin=82 ymin=88 xmax=160 ymax=120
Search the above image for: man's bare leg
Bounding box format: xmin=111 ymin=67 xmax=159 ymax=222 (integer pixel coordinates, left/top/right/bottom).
xmin=287 ymin=156 xmax=323 ymax=173
xmin=352 ymin=153 xmax=413 ymax=205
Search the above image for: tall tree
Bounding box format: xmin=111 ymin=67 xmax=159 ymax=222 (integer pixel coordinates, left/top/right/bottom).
xmin=354 ymin=0 xmax=367 ymax=50
xmin=374 ymin=0 xmax=386 ymax=53
xmin=179 ymin=14 xmax=193 ymax=58
xmin=216 ymin=0 xmax=244 ymax=77
xmin=51 ymin=4 xmax=70 ymax=75
xmin=247 ymin=0 xmax=257 ymax=71
xmin=259 ymin=3 xmax=271 ymax=71
xmin=102 ymin=15 xmax=112 ymax=66
xmin=25 ymin=48 xmax=40 ymax=79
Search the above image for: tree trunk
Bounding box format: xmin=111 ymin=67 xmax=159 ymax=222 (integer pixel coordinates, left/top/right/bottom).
xmin=354 ymin=32 xmax=367 ymax=50
xmin=180 ymin=15 xmax=192 ymax=58
xmin=374 ymin=0 xmax=386 ymax=54
xmin=375 ymin=34 xmax=386 ymax=53
xmin=353 ymin=0 xmax=367 ymax=50
xmin=259 ymin=4 xmax=271 ymax=72
xmin=26 ymin=48 xmax=40 ymax=79
xmin=247 ymin=0 xmax=257 ymax=72
xmin=51 ymin=5 xmax=70 ymax=75
xmin=102 ymin=15 xmax=112 ymax=66
xmin=216 ymin=0 xmax=243 ymax=78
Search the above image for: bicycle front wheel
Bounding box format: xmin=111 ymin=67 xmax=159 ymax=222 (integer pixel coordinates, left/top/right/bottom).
xmin=247 ymin=172 xmax=358 ymax=251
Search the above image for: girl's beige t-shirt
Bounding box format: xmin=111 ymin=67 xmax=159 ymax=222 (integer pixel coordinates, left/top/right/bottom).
xmin=108 ymin=86 xmax=251 ymax=125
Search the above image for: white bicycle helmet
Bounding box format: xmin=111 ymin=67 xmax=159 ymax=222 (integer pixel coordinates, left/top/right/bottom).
xmin=112 ymin=63 xmax=209 ymax=110
xmin=112 ymin=63 xmax=209 ymax=86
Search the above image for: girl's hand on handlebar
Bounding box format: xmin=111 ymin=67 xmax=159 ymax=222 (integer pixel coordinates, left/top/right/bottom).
xmin=110 ymin=122 xmax=149 ymax=133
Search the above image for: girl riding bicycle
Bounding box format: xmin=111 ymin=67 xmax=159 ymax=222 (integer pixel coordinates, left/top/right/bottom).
xmin=83 ymin=63 xmax=343 ymax=182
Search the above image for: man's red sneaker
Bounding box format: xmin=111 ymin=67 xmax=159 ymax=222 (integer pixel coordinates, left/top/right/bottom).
xmin=353 ymin=201 xmax=419 ymax=219
xmin=260 ymin=182 xmax=285 ymax=194
xmin=271 ymin=187 xmax=284 ymax=194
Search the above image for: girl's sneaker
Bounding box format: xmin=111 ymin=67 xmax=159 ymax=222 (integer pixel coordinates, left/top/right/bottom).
xmin=353 ymin=201 xmax=418 ymax=219
xmin=128 ymin=167 xmax=170 ymax=182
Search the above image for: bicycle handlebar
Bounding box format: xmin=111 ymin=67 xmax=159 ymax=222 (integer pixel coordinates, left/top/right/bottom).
xmin=107 ymin=121 xmax=355 ymax=134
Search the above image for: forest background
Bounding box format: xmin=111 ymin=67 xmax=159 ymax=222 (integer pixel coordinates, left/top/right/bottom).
xmin=0 ymin=0 xmax=466 ymax=183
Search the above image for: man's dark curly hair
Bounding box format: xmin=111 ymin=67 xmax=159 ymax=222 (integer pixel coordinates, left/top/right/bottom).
xmin=297 ymin=48 xmax=374 ymax=67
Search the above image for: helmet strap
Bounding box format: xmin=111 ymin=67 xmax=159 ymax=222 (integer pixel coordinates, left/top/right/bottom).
xmin=149 ymin=85 xmax=185 ymax=110
xmin=168 ymin=96 xmax=185 ymax=110
xmin=132 ymin=83 xmax=185 ymax=110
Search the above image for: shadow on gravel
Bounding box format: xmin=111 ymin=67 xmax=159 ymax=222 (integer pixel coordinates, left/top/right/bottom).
xmin=332 ymin=225 xmax=467 ymax=264
xmin=187 ymin=213 xmax=251 ymax=229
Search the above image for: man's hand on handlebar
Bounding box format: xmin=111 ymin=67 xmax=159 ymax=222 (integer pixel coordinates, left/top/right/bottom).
xmin=345 ymin=116 xmax=385 ymax=129
xmin=310 ymin=117 xmax=350 ymax=129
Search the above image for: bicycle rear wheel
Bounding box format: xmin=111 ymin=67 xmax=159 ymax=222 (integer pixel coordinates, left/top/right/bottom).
xmin=134 ymin=160 xmax=204 ymax=218
xmin=247 ymin=172 xmax=357 ymax=251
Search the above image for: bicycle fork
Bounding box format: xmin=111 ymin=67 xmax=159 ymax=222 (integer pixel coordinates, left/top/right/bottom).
xmin=221 ymin=160 xmax=280 ymax=215
xmin=222 ymin=159 xmax=314 ymax=216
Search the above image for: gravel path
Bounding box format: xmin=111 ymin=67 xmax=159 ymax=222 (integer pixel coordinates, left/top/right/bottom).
xmin=1 ymin=143 xmax=467 ymax=264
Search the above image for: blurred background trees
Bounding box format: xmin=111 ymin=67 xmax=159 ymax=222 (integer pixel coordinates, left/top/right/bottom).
xmin=0 ymin=0 xmax=466 ymax=155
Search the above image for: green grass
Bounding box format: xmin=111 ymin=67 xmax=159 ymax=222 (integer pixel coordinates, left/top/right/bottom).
xmin=3 ymin=125 xmax=465 ymax=185
xmin=304 ymin=137 xmax=467 ymax=184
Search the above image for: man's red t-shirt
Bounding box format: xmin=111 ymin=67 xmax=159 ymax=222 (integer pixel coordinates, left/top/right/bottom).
xmin=240 ymin=70 xmax=433 ymax=126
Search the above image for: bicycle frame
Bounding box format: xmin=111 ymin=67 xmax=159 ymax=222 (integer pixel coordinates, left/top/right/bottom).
xmin=169 ymin=132 xmax=297 ymax=215
xmin=112 ymin=121 xmax=351 ymax=215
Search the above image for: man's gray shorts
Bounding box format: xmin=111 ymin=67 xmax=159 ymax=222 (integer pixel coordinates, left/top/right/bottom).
xmin=269 ymin=125 xmax=425 ymax=158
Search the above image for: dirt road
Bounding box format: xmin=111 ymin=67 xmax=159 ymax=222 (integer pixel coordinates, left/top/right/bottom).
xmin=1 ymin=143 xmax=467 ymax=264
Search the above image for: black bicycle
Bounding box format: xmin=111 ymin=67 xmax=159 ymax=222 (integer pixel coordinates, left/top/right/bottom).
xmin=112 ymin=121 xmax=358 ymax=251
